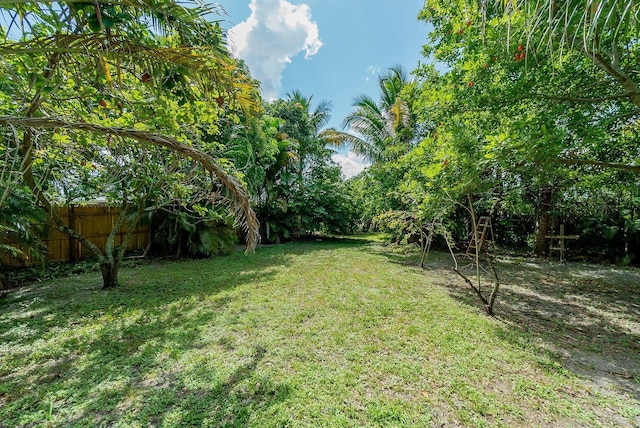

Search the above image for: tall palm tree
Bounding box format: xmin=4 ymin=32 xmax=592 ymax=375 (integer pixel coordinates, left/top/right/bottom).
xmin=324 ymin=65 xmax=413 ymax=164
xmin=284 ymin=90 xmax=333 ymax=183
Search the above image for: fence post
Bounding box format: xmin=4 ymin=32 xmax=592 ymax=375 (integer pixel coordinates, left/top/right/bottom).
xmin=69 ymin=205 xmax=77 ymax=262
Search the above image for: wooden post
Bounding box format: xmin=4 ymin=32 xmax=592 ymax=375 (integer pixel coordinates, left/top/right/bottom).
xmin=545 ymin=224 xmax=579 ymax=262
xmin=69 ymin=204 xmax=77 ymax=262
xmin=559 ymin=224 xmax=565 ymax=262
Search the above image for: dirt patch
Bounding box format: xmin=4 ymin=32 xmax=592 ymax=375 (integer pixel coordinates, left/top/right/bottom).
xmin=423 ymin=252 xmax=640 ymax=405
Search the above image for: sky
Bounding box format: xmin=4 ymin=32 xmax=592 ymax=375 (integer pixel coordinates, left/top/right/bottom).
xmin=217 ymin=0 xmax=430 ymax=178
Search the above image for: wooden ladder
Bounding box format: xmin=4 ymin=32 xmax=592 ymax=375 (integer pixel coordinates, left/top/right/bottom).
xmin=466 ymin=216 xmax=495 ymax=257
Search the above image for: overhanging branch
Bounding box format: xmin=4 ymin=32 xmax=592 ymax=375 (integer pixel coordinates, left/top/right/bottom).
xmin=547 ymin=158 xmax=640 ymax=173
xmin=531 ymin=92 xmax=636 ymax=103
xmin=1 ymin=115 xmax=260 ymax=252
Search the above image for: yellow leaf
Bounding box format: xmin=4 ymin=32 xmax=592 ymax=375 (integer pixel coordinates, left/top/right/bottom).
xmin=102 ymin=56 xmax=112 ymax=86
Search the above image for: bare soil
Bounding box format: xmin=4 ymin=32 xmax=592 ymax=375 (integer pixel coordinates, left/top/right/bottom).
xmin=424 ymin=251 xmax=640 ymax=405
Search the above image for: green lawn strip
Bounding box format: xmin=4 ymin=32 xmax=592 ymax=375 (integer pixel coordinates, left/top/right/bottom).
xmin=1 ymin=239 xmax=637 ymax=427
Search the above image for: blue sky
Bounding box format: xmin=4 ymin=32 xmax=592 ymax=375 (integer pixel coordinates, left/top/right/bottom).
xmin=218 ymin=0 xmax=429 ymax=177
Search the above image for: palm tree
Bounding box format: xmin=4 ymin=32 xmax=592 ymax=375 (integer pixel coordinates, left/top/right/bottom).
xmin=285 ymin=90 xmax=333 ymax=182
xmin=324 ymin=65 xmax=413 ymax=163
xmin=279 ymin=91 xmax=333 ymax=234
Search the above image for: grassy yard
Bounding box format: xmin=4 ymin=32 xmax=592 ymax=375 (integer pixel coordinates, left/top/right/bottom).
xmin=1 ymin=237 xmax=639 ymax=427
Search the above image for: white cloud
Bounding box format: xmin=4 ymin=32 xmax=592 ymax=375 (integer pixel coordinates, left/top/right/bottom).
xmin=365 ymin=65 xmax=380 ymax=84
xmin=367 ymin=65 xmax=380 ymax=75
xmin=332 ymin=151 xmax=369 ymax=179
xmin=228 ymin=0 xmax=322 ymax=100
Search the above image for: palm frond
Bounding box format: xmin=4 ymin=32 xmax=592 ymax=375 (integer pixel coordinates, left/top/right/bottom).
xmin=0 ymin=0 xmax=225 ymax=33
xmin=386 ymin=98 xmax=411 ymax=135
xmin=337 ymin=63 xmax=413 ymax=164
xmin=350 ymin=95 xmax=382 ymax=116
xmin=344 ymin=107 xmax=389 ymax=141
xmin=493 ymin=0 xmax=639 ymax=51
xmin=310 ymin=99 xmax=332 ymax=131
xmin=0 ymin=32 xmax=260 ymax=115
xmin=286 ymin=89 xmax=310 ymax=107
xmin=379 ymin=64 xmax=410 ymax=109
xmin=320 ymin=128 xmax=382 ymax=163
xmin=0 ymin=241 xmax=27 ymax=260
xmin=0 ymin=115 xmax=260 ymax=252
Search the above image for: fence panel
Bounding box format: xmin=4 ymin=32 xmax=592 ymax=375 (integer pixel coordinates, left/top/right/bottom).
xmin=1 ymin=205 xmax=150 ymax=266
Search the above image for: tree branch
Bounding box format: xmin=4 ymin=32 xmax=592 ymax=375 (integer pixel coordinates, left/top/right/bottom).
xmin=105 ymin=201 xmax=129 ymax=264
xmin=486 ymin=256 xmax=500 ymax=316
xmin=548 ymin=158 xmax=640 ymax=173
xmin=19 ymin=131 xmax=106 ymax=262
xmin=453 ymin=268 xmax=489 ymax=306
xmin=1 ymin=115 xmax=260 ymax=252
xmin=579 ymin=48 xmax=640 ymax=108
xmin=531 ymin=92 xmax=635 ymax=103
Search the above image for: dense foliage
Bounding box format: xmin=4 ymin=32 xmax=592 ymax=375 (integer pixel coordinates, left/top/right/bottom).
xmin=2 ymin=0 xmax=638 ymax=290
xmin=0 ymin=1 xmax=353 ymax=286
xmin=0 ymin=0 xmax=262 ymax=287
xmin=346 ymin=0 xmax=639 ymax=264
xmin=254 ymin=92 xmax=354 ymax=242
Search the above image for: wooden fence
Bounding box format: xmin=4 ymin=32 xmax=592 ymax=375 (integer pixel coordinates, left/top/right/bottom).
xmin=1 ymin=205 xmax=150 ymax=267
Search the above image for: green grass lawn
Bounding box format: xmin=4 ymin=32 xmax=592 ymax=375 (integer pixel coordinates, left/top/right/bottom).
xmin=1 ymin=237 xmax=639 ymax=427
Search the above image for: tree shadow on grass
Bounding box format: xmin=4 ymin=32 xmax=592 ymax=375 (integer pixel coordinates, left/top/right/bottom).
xmin=1 ymin=238 xmax=369 ymax=341
xmin=1 ymin=243 xmax=343 ymax=425
xmin=1 ymin=238 xmax=373 ymax=425
xmin=373 ymin=246 xmax=640 ymax=402
xmin=492 ymin=259 xmax=640 ymax=400
xmin=74 ymin=344 xmax=291 ymax=427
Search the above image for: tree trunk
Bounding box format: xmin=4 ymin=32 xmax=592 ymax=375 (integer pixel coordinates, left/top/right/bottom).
xmin=0 ymin=273 xmax=8 ymax=297
xmin=534 ymin=186 xmax=553 ymax=256
xmin=265 ymin=221 xmax=270 ymax=242
xmin=100 ymin=210 xmax=140 ymax=289
xmin=100 ymin=261 xmax=119 ymax=288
